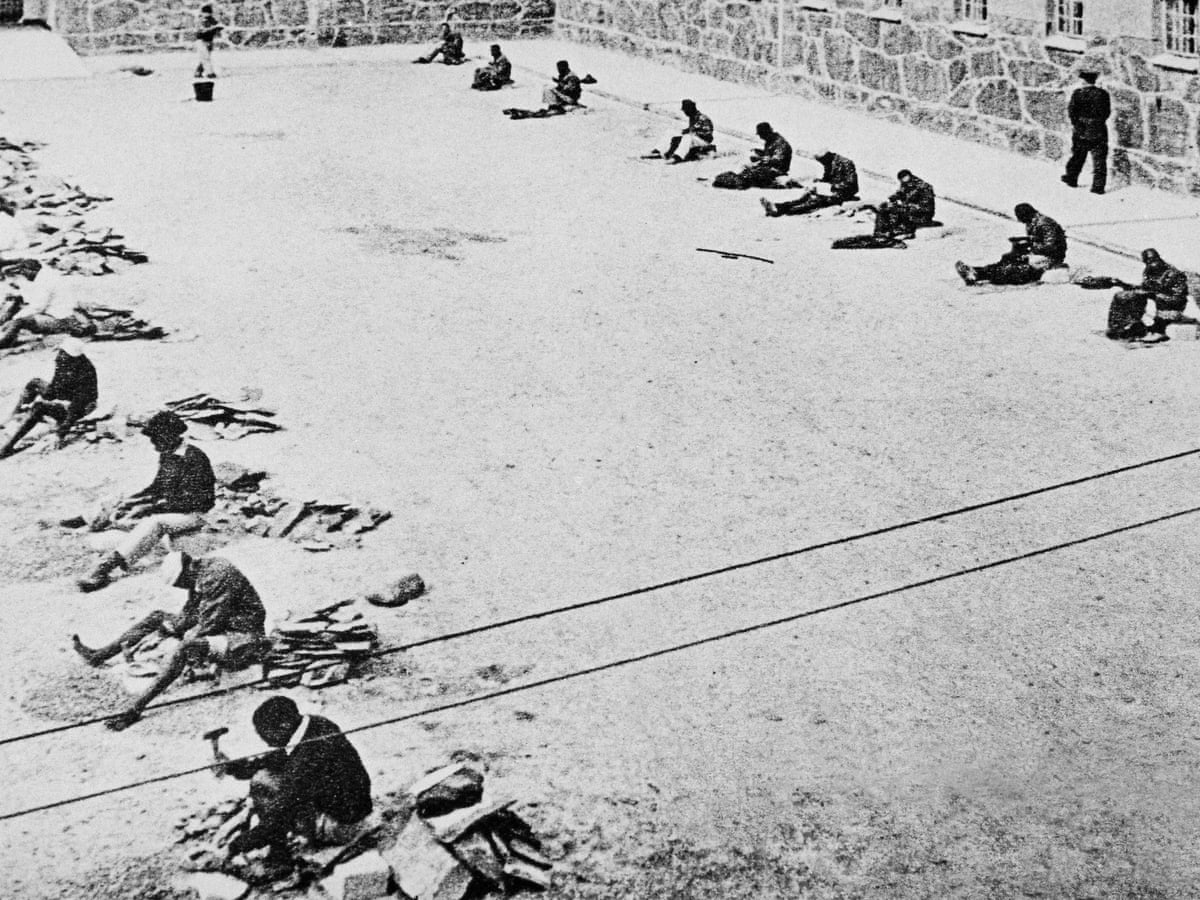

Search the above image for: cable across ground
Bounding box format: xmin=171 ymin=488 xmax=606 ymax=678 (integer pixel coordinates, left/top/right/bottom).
xmin=1 ymin=445 xmax=1196 ymax=748
xmin=3 ymin=501 xmax=1198 ymax=823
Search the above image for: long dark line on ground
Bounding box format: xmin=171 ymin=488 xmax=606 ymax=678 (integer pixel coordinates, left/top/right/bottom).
xmin=2 ymin=445 xmax=1196 ymax=748
xmin=3 ymin=502 xmax=1198 ymax=822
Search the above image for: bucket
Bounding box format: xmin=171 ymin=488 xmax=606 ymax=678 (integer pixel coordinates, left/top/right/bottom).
xmin=193 ymin=80 xmax=214 ymax=102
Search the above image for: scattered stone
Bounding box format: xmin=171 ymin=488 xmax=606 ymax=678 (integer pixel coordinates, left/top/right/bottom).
xmin=137 ymin=392 xmax=282 ymax=441
xmin=0 ymin=138 xmax=149 ymax=278
xmin=411 ymin=763 xmax=485 ymax=818
xmin=319 ymin=851 xmax=389 ymax=900
xmin=365 ymin=573 xmax=425 ymax=608
xmin=177 ymin=871 xmax=249 ymax=900
xmin=265 ymin=603 xmax=379 ymax=689
xmin=384 ymin=818 xmax=473 ymax=900
xmin=386 ymin=763 xmax=554 ymax=896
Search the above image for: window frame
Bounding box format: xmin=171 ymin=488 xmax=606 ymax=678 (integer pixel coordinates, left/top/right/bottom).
xmin=1163 ymin=0 xmax=1200 ymax=56
xmin=1049 ymin=0 xmax=1084 ymax=37
xmin=955 ymin=0 xmax=988 ymax=23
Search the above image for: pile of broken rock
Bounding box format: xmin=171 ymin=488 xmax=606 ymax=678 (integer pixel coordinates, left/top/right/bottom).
xmin=1 ymin=137 xmax=150 ymax=276
xmin=173 ymin=761 xmax=553 ymax=900
xmin=211 ymin=462 xmax=393 ymax=552
xmin=264 ymin=599 xmax=382 ymax=689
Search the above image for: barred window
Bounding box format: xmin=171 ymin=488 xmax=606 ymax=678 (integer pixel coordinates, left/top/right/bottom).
xmin=955 ymin=0 xmax=988 ymax=21
xmin=1052 ymin=0 xmax=1083 ymax=35
xmin=1165 ymin=0 xmax=1199 ymax=55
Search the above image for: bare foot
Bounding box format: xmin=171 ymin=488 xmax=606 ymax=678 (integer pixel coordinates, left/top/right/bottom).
xmin=106 ymin=708 xmax=141 ymax=731
xmin=72 ymin=634 xmax=106 ymax=666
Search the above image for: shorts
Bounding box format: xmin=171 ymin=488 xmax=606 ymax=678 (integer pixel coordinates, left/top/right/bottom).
xmin=204 ymin=632 xmax=269 ymax=668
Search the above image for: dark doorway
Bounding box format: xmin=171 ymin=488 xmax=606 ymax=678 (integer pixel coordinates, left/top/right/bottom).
xmin=0 ymin=0 xmax=23 ymax=24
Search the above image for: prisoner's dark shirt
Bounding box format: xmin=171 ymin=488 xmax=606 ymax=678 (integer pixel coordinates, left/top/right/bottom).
xmin=197 ymin=14 xmax=222 ymax=43
xmin=759 ymin=133 xmax=792 ymax=175
xmin=225 ymin=714 xmax=373 ymax=831
xmin=820 ymin=153 xmax=859 ymax=200
xmin=686 ymin=112 xmax=714 ymax=143
xmin=142 ymin=443 xmax=216 ymax=514
xmin=1143 ymin=262 xmax=1190 ymax=313
xmin=1026 ymin=213 xmax=1067 ymax=264
xmin=46 ymin=352 xmax=98 ymax=417
xmin=556 ymin=71 xmax=582 ymax=102
xmin=178 ymin=555 xmax=267 ymax=638
xmin=890 ymin=176 xmax=936 ymax=223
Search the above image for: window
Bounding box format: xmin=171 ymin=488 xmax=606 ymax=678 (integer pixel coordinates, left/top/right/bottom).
xmin=956 ymin=0 xmax=988 ymax=21
xmin=1165 ymin=0 xmax=1199 ymax=55
xmin=882 ymin=0 xmax=902 ymax=6
xmin=1052 ymin=0 xmax=1083 ymax=35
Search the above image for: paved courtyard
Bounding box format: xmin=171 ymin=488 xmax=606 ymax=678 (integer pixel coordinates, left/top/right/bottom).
xmin=0 ymin=39 xmax=1198 ymax=898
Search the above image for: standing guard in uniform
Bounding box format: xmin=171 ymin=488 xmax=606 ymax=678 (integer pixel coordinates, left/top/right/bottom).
xmin=1062 ymin=70 xmax=1110 ymax=195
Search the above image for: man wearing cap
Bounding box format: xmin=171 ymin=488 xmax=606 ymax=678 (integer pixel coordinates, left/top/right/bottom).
xmin=714 ymin=122 xmax=791 ymax=190
xmin=472 ymin=44 xmax=512 ymax=91
xmin=760 ymin=147 xmax=858 ymax=215
xmin=871 ymin=169 xmax=936 ymax=238
xmin=77 ymin=410 xmax=215 ymax=592
xmin=651 ymin=100 xmax=715 ymax=164
xmin=0 ymin=259 xmax=96 ymax=350
xmin=955 ymin=203 xmax=1067 ymax=286
xmin=212 ymin=696 xmax=373 ymax=865
xmin=1062 ymin=70 xmax=1110 ymax=195
xmin=73 ymin=551 xmax=268 ymax=730
xmin=0 ymin=337 xmax=97 ymax=458
xmin=1106 ymin=248 xmax=1192 ymax=342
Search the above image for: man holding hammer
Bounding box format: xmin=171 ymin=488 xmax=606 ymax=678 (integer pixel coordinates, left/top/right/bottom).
xmin=209 ymin=696 xmax=373 ymax=866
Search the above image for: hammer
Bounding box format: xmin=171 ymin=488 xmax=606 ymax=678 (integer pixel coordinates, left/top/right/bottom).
xmin=202 ymin=726 xmax=228 ymax=756
xmin=203 ymin=726 xmax=230 ymax=777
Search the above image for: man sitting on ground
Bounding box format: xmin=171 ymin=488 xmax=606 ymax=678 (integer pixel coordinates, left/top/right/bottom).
xmin=504 ymin=60 xmax=585 ymax=119
xmin=871 ymin=169 xmax=936 ymax=238
xmin=1106 ymin=248 xmax=1192 ymax=342
xmin=0 ymin=337 xmax=97 ymax=458
xmin=213 ymin=696 xmax=373 ymax=866
xmin=73 ymin=551 xmax=268 ymax=730
xmin=0 ymin=260 xmax=96 ymax=349
xmin=543 ymin=59 xmax=582 ymax=111
xmin=416 ymin=23 xmax=465 ymax=65
xmin=714 ymin=122 xmax=791 ymax=190
xmin=647 ymin=100 xmax=715 ymax=163
xmin=955 ymin=203 xmax=1067 ymax=286
xmin=472 ymin=44 xmax=512 ymax=91
xmin=77 ymin=410 xmax=215 ymax=592
xmin=760 ymin=147 xmax=857 ymax=215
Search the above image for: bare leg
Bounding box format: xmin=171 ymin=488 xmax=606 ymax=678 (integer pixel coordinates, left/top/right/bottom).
xmin=73 ymin=610 xmax=167 ymax=665
xmin=107 ymin=637 xmax=208 ymax=730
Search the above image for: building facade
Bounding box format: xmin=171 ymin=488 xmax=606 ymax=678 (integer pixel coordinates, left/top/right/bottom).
xmin=23 ymin=0 xmax=1200 ymax=193
xmin=40 ymin=0 xmax=554 ymax=55
xmin=557 ymin=0 xmax=1200 ymax=193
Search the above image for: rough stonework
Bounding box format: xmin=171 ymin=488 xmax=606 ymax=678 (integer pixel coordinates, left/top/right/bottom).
xmin=58 ymin=0 xmax=554 ymax=53
xmin=555 ymin=2 xmax=1200 ymax=194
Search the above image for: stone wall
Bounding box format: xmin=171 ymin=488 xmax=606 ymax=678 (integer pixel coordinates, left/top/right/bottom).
xmin=56 ymin=0 xmax=554 ymax=53
xmin=555 ymin=0 xmax=1200 ymax=194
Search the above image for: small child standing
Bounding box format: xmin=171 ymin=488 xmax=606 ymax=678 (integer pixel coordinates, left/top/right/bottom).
xmin=194 ymin=4 xmax=224 ymax=79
